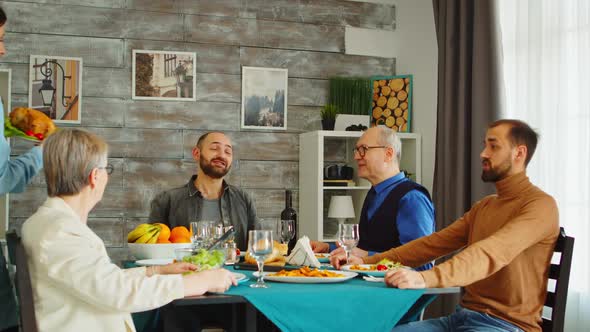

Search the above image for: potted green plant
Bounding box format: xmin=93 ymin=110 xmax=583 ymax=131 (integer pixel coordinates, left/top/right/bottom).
xmin=320 ymin=104 xmax=338 ymax=130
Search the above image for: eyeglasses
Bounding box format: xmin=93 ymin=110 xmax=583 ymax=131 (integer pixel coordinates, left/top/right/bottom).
xmin=98 ymin=164 xmax=114 ymax=175
xmin=352 ymin=145 xmax=389 ymax=158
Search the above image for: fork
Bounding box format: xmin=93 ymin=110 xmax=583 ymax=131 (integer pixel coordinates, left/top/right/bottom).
xmin=363 ymin=275 xmax=385 ymax=282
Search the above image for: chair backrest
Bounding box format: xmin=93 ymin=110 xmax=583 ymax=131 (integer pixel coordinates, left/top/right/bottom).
xmin=14 ymin=235 xmax=39 ymax=332
xmin=542 ymin=227 xmax=574 ymax=332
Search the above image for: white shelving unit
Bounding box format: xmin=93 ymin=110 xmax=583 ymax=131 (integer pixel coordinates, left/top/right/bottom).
xmin=299 ymin=130 xmax=421 ymax=242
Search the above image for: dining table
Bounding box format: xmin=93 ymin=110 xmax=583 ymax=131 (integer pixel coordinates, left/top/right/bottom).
xmin=167 ymin=266 xmax=460 ymax=332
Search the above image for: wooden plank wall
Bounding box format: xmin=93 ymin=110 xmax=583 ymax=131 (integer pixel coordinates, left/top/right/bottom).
xmin=1 ymin=0 xmax=395 ymax=261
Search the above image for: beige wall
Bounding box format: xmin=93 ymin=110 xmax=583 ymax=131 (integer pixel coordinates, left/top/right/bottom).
xmin=346 ymin=0 xmax=438 ymax=192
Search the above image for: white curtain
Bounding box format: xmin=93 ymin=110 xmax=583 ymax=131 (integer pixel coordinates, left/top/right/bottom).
xmin=497 ymin=0 xmax=590 ymax=330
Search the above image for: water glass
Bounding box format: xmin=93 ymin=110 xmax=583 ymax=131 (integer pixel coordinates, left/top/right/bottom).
xmin=338 ymin=223 xmax=360 ymax=264
xmin=190 ymin=221 xmax=207 ymax=248
xmin=248 ymin=230 xmax=273 ymax=288
xmin=210 ymin=222 xmax=224 ymax=244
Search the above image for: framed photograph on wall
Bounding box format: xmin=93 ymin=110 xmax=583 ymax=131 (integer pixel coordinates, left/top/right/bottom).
xmin=241 ymin=66 xmax=288 ymax=130
xmin=132 ymin=50 xmax=196 ymax=101
xmin=370 ymin=75 xmax=412 ymax=132
xmin=28 ymin=55 xmax=83 ymax=124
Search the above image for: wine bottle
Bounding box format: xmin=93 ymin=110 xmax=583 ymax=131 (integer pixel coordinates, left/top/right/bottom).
xmin=281 ymin=190 xmax=298 ymax=255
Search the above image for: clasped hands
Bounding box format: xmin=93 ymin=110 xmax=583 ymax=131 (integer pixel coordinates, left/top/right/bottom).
xmin=328 ymin=251 xmax=426 ymax=289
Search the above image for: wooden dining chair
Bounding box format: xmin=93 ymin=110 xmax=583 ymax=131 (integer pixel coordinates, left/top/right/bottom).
xmin=542 ymin=227 xmax=574 ymax=332
xmin=14 ymin=235 xmax=39 ymax=332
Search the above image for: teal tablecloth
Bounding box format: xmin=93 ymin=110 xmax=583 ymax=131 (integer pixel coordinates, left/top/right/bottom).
xmin=226 ymin=269 xmax=425 ymax=332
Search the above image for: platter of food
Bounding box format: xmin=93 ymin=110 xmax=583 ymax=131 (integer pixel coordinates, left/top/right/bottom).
xmin=341 ymin=259 xmax=408 ymax=277
xmin=255 ymin=267 xmax=357 ymax=283
xmin=4 ymin=107 xmax=56 ymax=142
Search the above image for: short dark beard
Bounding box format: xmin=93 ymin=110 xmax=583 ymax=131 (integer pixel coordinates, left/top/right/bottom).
xmin=481 ymin=158 xmax=512 ymax=183
xmin=200 ymin=158 xmax=230 ymax=179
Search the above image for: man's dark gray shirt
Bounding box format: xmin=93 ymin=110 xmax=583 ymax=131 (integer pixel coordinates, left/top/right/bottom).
xmin=148 ymin=175 xmax=257 ymax=250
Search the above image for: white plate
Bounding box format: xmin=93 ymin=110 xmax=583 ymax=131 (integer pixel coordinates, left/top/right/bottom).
xmin=232 ymin=272 xmax=248 ymax=284
xmin=314 ymin=253 xmax=331 ymax=263
xmin=135 ymin=258 xmax=174 ymax=266
xmin=341 ymin=264 xmax=408 ymax=277
xmin=254 ymin=271 xmax=358 ymax=283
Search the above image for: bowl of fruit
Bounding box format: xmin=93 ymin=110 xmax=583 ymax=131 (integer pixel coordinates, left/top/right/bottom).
xmin=127 ymin=223 xmax=193 ymax=260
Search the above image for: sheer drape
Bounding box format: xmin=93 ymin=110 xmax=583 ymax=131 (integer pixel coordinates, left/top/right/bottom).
xmin=498 ymin=0 xmax=590 ymax=330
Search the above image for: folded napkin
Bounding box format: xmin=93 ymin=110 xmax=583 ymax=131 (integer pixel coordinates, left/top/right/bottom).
xmin=286 ymin=236 xmax=321 ymax=268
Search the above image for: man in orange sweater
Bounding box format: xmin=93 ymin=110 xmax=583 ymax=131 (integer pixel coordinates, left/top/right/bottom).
xmin=332 ymin=119 xmax=559 ymax=331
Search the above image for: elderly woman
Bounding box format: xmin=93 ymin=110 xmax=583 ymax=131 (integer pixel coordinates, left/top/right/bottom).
xmin=21 ymin=129 xmax=236 ymax=332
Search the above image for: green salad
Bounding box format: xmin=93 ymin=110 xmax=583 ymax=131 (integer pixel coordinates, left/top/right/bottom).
xmin=4 ymin=117 xmax=38 ymax=141
xmin=182 ymin=249 xmax=225 ymax=271
xmin=376 ymin=258 xmax=404 ymax=270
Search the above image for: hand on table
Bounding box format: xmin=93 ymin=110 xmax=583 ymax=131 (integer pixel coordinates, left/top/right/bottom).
xmin=159 ymin=262 xmax=198 ymax=275
xmin=310 ymin=240 xmax=330 ymax=253
xmin=183 ymin=268 xmax=237 ymax=296
xmin=384 ymin=269 xmax=426 ymax=289
xmin=330 ymin=252 xmax=363 ymax=269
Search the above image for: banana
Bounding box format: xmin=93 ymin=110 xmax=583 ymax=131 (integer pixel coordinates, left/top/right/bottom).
xmin=134 ymin=228 xmax=159 ymax=244
xmin=147 ymin=229 xmax=161 ymax=244
xmin=127 ymin=224 xmax=156 ymax=243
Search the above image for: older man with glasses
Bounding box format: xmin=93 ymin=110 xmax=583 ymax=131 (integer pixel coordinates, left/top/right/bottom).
xmin=312 ymin=126 xmax=435 ymax=271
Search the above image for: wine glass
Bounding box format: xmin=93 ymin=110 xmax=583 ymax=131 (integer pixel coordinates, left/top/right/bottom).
xmin=338 ymin=223 xmax=360 ymax=265
xmin=256 ymin=218 xmax=280 ymax=241
xmin=248 ymin=230 xmax=273 ymax=288
xmin=280 ymin=219 xmax=295 ymax=245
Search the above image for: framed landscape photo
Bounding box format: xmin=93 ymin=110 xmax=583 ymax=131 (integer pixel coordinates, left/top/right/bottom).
xmin=241 ymin=66 xmax=288 ymax=130
xmin=370 ymin=75 xmax=412 ymax=132
xmin=132 ymin=50 xmax=196 ymax=101
xmin=28 ymin=55 xmax=83 ymax=124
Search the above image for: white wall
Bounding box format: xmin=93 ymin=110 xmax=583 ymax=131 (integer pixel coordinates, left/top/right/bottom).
xmin=346 ymin=0 xmax=438 ymax=192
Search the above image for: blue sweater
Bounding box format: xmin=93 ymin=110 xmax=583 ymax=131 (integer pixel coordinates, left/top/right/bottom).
xmin=331 ymin=172 xmax=435 ymax=271
xmin=0 ymin=103 xmax=43 ymax=194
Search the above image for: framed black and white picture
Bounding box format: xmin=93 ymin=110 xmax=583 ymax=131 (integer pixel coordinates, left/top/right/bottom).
xmin=241 ymin=66 xmax=288 ymax=130
xmin=132 ymin=50 xmax=196 ymax=101
xmin=28 ymin=55 xmax=83 ymax=124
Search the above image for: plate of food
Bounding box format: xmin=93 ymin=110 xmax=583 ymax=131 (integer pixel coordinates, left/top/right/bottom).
xmin=4 ymin=107 xmax=57 ymax=142
xmin=254 ymin=266 xmax=357 ymax=283
xmin=341 ymin=259 xmax=408 ymax=277
xmin=314 ymin=253 xmax=331 ymax=263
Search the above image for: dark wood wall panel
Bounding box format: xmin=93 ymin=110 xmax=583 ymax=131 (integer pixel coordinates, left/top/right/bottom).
xmin=1 ymin=0 xmax=395 ymax=259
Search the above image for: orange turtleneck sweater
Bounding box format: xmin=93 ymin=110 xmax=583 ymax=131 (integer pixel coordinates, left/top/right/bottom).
xmin=364 ymin=172 xmax=559 ymax=331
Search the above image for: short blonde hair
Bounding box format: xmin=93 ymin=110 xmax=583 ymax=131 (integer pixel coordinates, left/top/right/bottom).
xmin=43 ymin=129 xmax=108 ymax=197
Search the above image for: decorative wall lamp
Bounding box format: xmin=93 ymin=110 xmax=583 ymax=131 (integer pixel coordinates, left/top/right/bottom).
xmin=36 ymin=60 xmax=71 ymax=107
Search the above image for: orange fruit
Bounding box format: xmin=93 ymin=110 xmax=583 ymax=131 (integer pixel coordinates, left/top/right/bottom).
xmin=170 ymin=226 xmax=190 ymax=239
xmin=170 ymin=236 xmax=190 ymax=244
xmin=157 ymin=238 xmax=171 ymax=244
xmin=155 ymin=223 xmax=171 ymax=241
xmin=169 ymin=226 xmax=191 ymax=243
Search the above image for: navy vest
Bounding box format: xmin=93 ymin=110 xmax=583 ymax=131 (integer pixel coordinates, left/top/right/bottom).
xmin=357 ymin=180 xmax=432 ymax=253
